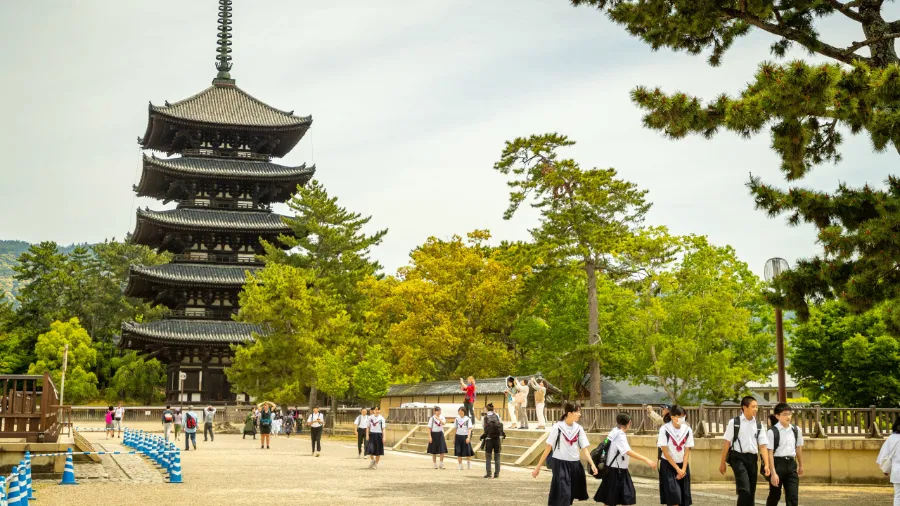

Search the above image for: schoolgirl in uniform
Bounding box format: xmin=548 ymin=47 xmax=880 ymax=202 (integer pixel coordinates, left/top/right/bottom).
xmin=354 ymin=407 xmax=369 ymax=458
xmin=455 ymin=406 xmax=474 ymax=470
xmin=427 ymin=406 xmax=448 ymax=469
xmin=657 ymin=404 xmax=694 ymax=506
xmin=532 ymin=402 xmax=598 ymax=506
xmin=366 ymin=406 xmax=386 ymax=469
xmin=595 ymin=412 xmax=658 ymax=506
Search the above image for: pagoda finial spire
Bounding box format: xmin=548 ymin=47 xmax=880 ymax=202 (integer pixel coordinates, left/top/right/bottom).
xmin=215 ymin=0 xmax=234 ymax=80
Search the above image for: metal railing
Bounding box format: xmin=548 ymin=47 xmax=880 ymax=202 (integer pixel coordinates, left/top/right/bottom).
xmin=388 ymin=404 xmax=900 ymax=438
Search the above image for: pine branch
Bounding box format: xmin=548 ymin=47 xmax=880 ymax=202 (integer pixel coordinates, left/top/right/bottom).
xmin=828 ymin=0 xmax=864 ymax=23
xmin=843 ymin=32 xmax=900 ymax=55
xmin=721 ymin=8 xmax=871 ymax=65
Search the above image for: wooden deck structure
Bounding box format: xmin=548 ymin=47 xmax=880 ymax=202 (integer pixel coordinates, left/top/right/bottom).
xmin=0 ymin=373 xmax=71 ymax=442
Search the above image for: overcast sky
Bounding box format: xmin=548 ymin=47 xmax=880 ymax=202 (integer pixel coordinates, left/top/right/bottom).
xmin=1 ymin=1 xmax=897 ymax=278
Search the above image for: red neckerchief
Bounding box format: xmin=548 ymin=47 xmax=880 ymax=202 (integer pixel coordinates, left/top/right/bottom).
xmin=370 ymin=418 xmax=380 ymax=428
xmin=432 ymin=416 xmax=443 ymax=428
xmin=560 ymin=424 xmax=580 ymax=446
xmin=457 ymin=418 xmax=468 ymax=429
xmin=666 ymin=428 xmax=690 ymax=452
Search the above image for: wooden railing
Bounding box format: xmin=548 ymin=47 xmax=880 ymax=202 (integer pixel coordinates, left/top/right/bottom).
xmin=172 ymin=253 xmax=261 ymax=265
xmin=165 ymin=309 xmax=238 ymax=320
xmin=69 ymin=405 xmax=361 ymax=426
xmin=389 ymin=404 xmax=900 ymax=438
xmin=0 ymin=372 xmax=69 ymax=442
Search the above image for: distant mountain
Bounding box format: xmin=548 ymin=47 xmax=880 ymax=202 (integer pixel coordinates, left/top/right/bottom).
xmin=0 ymin=240 xmax=86 ymax=302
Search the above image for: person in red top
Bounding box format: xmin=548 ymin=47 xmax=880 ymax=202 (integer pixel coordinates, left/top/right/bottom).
xmin=460 ymin=376 xmax=476 ymax=420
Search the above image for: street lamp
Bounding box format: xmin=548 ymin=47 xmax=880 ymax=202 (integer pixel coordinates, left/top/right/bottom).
xmin=764 ymin=257 xmax=791 ymax=403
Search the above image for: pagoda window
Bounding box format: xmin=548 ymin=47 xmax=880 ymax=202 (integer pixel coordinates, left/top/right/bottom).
xmin=188 ymin=251 xmax=208 ymax=261
xmin=186 ymin=307 xmax=206 ymax=317
xmin=193 ymin=198 xmax=210 ymax=207
xmin=237 ymin=200 xmax=253 ymax=209
xmin=237 ymin=253 xmax=255 ymax=263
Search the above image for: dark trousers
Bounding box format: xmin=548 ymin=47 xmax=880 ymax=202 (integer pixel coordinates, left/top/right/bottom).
xmin=766 ymin=457 xmax=799 ymax=506
xmin=463 ymin=401 xmax=474 ymax=420
xmin=484 ymin=438 xmax=501 ymax=477
xmin=730 ymin=452 xmax=759 ymax=506
xmin=204 ymin=423 xmax=214 ymax=441
xmin=357 ymin=428 xmax=367 ymax=454
xmin=311 ymin=426 xmax=322 ymax=452
xmin=184 ymin=432 xmax=196 ymax=450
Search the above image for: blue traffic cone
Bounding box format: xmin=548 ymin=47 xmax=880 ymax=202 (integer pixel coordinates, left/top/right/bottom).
xmin=157 ymin=439 xmax=165 ymax=466
xmin=123 ymin=428 xmax=130 ymax=447
xmin=24 ymin=452 xmax=33 ymax=500
xmin=168 ymin=450 xmax=183 ymax=484
xmin=16 ymin=465 xmax=26 ymax=504
xmin=7 ymin=467 xmax=21 ymax=506
xmin=59 ymin=448 xmax=77 ymax=485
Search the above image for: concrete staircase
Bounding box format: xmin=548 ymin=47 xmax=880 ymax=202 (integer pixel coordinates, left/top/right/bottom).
xmin=394 ymin=425 xmax=549 ymax=467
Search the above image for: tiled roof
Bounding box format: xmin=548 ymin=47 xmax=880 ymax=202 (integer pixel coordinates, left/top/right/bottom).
xmin=385 ymin=375 xmax=560 ymax=397
xmin=746 ymin=373 xmax=798 ymax=389
xmin=120 ymin=319 xmax=261 ymax=345
xmin=149 ymin=84 xmax=311 ymax=128
xmin=135 ymin=208 xmax=291 ymax=232
xmin=144 ymin=154 xmax=315 ymax=181
xmin=130 ymin=264 xmax=261 ymax=287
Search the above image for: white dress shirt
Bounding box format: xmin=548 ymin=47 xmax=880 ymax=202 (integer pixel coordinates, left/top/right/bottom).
xmin=767 ymin=423 xmax=803 ymax=458
xmin=722 ymin=413 xmax=769 ymax=454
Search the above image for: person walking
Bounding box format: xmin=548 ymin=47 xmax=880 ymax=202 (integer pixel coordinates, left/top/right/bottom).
xmin=203 ymin=405 xmax=216 ymax=442
xmin=104 ymin=406 xmax=114 ymax=439
xmin=877 ymin=417 xmax=900 ymax=506
xmin=504 ymin=377 xmax=518 ymax=429
xmin=283 ymin=410 xmax=294 ymax=438
xmin=174 ymin=408 xmax=183 ymax=442
xmin=719 ymin=396 xmax=771 ymax=506
xmin=594 ymin=412 xmax=658 ymax=506
xmin=242 ymin=409 xmax=256 ymax=440
xmin=532 ymin=402 xmax=598 ymax=505
xmin=113 ymin=402 xmax=125 ymax=438
xmin=658 ymin=404 xmax=694 ymax=506
xmin=516 ymin=378 xmax=530 ymax=429
xmin=258 ymin=401 xmax=275 ymax=449
xmin=454 ymin=406 xmax=474 ymax=471
xmin=162 ymin=404 xmax=175 ymax=442
xmin=460 ymin=376 xmax=476 ymax=420
xmin=354 ymin=408 xmax=369 ymax=458
xmin=530 ymin=377 xmax=547 ymax=429
xmin=766 ymin=402 xmax=804 ymax=506
xmin=480 ymin=403 xmax=506 ymax=478
xmin=183 ymin=405 xmax=199 ymax=451
xmin=366 ymin=406 xmax=386 ymax=469
xmin=307 ymin=406 xmax=325 ymax=456
xmin=426 ymin=406 xmax=448 ymax=469
xmin=273 ymin=413 xmax=283 ymax=436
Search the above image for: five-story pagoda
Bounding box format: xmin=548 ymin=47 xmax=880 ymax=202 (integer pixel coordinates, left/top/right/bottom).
xmin=118 ymin=0 xmax=313 ymax=403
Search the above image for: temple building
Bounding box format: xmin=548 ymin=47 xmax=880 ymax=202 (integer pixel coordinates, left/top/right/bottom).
xmin=116 ymin=0 xmax=313 ymax=403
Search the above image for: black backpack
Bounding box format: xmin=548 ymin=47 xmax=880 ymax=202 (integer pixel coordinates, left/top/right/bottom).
xmin=590 ymin=435 xmax=619 ymax=479
xmin=761 ymin=423 xmax=798 ymax=476
xmin=725 ymin=416 xmax=760 ymax=466
xmin=484 ymin=413 xmax=502 ymax=439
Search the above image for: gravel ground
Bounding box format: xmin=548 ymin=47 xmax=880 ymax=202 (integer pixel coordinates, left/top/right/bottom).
xmin=29 ymin=432 xmax=894 ymax=506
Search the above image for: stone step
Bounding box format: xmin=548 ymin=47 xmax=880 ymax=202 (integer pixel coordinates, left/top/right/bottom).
xmin=399 ymin=442 xmax=427 ymax=452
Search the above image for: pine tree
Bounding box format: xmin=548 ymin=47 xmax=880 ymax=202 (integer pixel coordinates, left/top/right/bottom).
xmin=571 ymin=0 xmax=900 ymax=325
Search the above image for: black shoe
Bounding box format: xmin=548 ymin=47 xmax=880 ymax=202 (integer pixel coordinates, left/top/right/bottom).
xmin=493 ymin=474 xmax=499 ymax=478
xmin=267 ymin=446 xmax=270 ymax=449
xmin=484 ymin=474 xmax=491 ymax=478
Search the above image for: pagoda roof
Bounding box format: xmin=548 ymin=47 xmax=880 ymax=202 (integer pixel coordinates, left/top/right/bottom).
xmin=129 ymin=263 xmax=261 ymax=288
xmin=143 ymin=154 xmax=315 ymax=180
xmin=150 ymin=84 xmax=311 ymax=129
xmin=119 ymin=319 xmax=260 ymax=347
xmin=135 ymin=208 xmax=290 ymax=233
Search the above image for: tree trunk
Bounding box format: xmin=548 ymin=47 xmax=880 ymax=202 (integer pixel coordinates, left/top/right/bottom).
xmin=586 ymin=260 xmax=602 ymax=406
xmin=309 ymin=383 xmax=318 ymax=410
xmin=859 ymin=0 xmax=899 ymax=67
xmin=331 ymin=393 xmax=338 ymax=430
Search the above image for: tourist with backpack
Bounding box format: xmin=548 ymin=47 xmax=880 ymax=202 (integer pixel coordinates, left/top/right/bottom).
xmin=593 ymin=412 xmax=657 ymax=506
xmin=366 ymin=406 xmax=386 ymax=469
xmin=258 ymin=401 xmax=275 ymax=449
xmin=454 ymin=406 xmax=474 ymax=470
xmin=532 ymin=402 xmax=597 ymax=505
xmin=183 ymin=406 xmax=199 ymax=451
xmin=174 ymin=408 xmax=183 ymax=442
xmin=719 ymin=396 xmax=771 ymax=506
xmin=307 ymin=406 xmax=325 ymax=456
xmin=766 ymin=402 xmax=803 ymax=506
xmin=480 ymin=403 xmax=506 ymax=478
xmin=460 ymin=376 xmax=476 ymax=420
xmin=427 ymin=406 xmax=448 ymax=469
xmin=657 ymin=404 xmax=694 ymax=506
xmin=876 ymin=417 xmax=900 ymax=506
xmin=162 ymin=404 xmax=175 ymax=442
xmin=283 ymin=410 xmax=295 ymax=438
xmin=105 ymin=406 xmax=114 ymax=440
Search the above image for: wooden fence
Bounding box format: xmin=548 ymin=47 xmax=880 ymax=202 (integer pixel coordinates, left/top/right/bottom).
xmin=70 ymin=405 xmax=361 ymax=426
xmin=0 ymin=372 xmax=69 ymax=442
xmin=388 ymin=404 xmax=900 ymax=438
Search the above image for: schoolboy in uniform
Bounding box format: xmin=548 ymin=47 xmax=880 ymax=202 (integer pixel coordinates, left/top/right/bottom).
xmin=719 ymin=396 xmax=771 ymax=506
xmin=766 ymin=402 xmax=804 ymax=506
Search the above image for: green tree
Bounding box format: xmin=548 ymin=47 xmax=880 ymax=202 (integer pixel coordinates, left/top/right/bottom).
xmin=494 ymin=133 xmax=672 ymax=404
xmin=27 ymin=318 xmax=99 ymax=404
xmin=106 ymin=351 xmax=166 ymax=405
xmin=571 ymin=0 xmax=900 ymax=324
xmin=633 ymin=236 xmax=774 ymax=404
xmin=353 ymin=345 xmax=392 ymax=404
xmin=227 ymin=264 xmax=350 ymax=406
xmin=789 ymin=300 xmax=900 ymax=406
xmin=315 ymin=347 xmax=352 ymax=427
